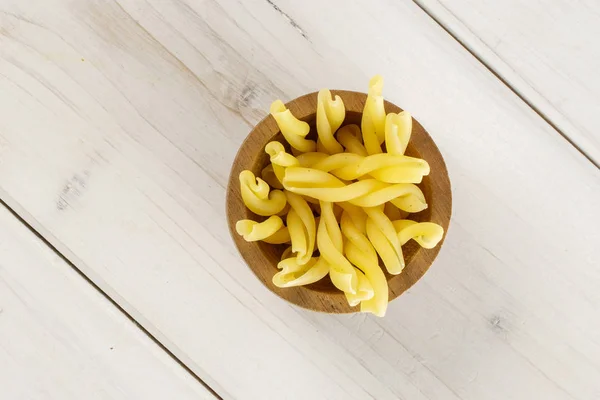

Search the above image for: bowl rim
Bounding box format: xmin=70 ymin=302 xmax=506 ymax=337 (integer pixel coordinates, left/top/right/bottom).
xmin=226 ymin=90 xmax=452 ymax=313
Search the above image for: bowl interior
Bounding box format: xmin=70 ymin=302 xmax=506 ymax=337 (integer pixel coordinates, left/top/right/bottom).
xmin=226 ymin=90 xmax=451 ymax=313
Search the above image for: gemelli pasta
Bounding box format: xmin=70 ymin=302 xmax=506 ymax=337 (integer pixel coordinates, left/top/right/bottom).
xmin=236 ymin=76 xmax=444 ymax=317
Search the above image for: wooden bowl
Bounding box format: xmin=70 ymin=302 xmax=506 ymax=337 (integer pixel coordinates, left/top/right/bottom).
xmin=226 ymin=90 xmax=451 ymax=313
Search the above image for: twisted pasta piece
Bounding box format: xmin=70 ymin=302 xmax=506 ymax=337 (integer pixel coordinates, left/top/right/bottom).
xmin=365 ymin=207 xmax=405 ymax=274
xmin=364 ymin=155 xmax=427 ymax=182
xmin=361 ymin=75 xmax=386 ymax=155
xmin=270 ymin=100 xmax=316 ymax=153
xmin=285 ymin=191 xmax=316 ymax=265
xmin=351 ymin=183 xmax=426 ymax=209
xmin=316 ymin=89 xmax=345 ymax=154
xmin=337 ymin=125 xmax=368 ymax=156
xmin=341 ymin=212 xmax=388 ymax=316
xmin=311 ymin=152 xmax=429 ymax=183
xmin=390 ymin=191 xmax=428 ymax=213
xmin=265 ymin=141 xmax=299 ymax=168
xmin=296 ymin=152 xmax=329 ymax=168
xmin=338 ymin=202 xmax=367 ymax=234
xmin=385 ymin=112 xmax=412 ymax=156
xmin=239 ymin=170 xmax=287 ymax=216
xmin=273 ymin=256 xmax=329 ymax=288
xmin=287 ymin=209 xmax=307 ymax=262
xmin=261 ymin=164 xmax=283 ymax=189
xmin=236 ymin=215 xmax=283 ymax=241
xmin=283 ymin=167 xmax=426 ymax=211
xmin=263 ymin=226 xmax=291 ymax=244
xmin=344 ymin=267 xmax=374 ymax=306
xmin=317 ymin=201 xmax=357 ymax=294
xmin=265 ymin=141 xmax=300 ymax=186
xmin=392 ymin=220 xmax=444 ymax=249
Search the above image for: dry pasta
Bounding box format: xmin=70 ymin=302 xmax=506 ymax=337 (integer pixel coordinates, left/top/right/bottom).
xmin=385 ymin=112 xmax=412 ymax=156
xmin=283 ymin=167 xmax=426 ymax=210
xmin=285 ymin=191 xmax=316 ymax=265
xmin=365 ymin=207 xmax=405 ymax=274
xmin=236 ymin=215 xmax=283 ymax=242
xmin=344 ymin=267 xmax=374 ymax=306
xmin=341 ymin=212 xmax=388 ymax=316
xmin=270 ymin=100 xmax=316 ymax=153
xmin=337 ymin=125 xmax=368 ymax=156
xmin=287 ymin=209 xmax=310 ymax=266
xmin=309 ymin=152 xmax=429 ymax=183
xmin=318 ymin=201 xmax=358 ymax=294
xmin=361 ymin=75 xmax=386 ymax=155
xmin=239 ymin=170 xmax=287 ymax=216
xmin=262 ymin=226 xmax=291 ymax=245
xmin=273 ymin=256 xmax=329 ymax=288
xmin=316 ymin=89 xmax=346 ymax=154
xmin=393 ymin=220 xmax=444 ymax=249
xmin=235 ymin=75 xmax=445 ymax=317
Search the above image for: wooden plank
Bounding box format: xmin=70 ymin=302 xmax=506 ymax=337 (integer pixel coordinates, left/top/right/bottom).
xmin=415 ymin=0 xmax=600 ymax=166
xmin=0 ymin=204 xmax=215 ymax=399
xmin=1 ymin=0 xmax=599 ymax=398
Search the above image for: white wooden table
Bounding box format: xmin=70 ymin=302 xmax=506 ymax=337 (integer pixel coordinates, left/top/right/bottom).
xmin=1 ymin=1 xmax=599 ymax=399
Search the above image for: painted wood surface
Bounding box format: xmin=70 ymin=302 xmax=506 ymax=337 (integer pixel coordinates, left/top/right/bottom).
xmin=0 ymin=204 xmax=215 ymax=399
xmin=1 ymin=0 xmax=599 ymax=399
xmin=416 ymin=0 xmax=600 ymax=166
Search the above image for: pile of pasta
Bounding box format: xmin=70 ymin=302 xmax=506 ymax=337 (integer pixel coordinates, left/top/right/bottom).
xmin=236 ymin=75 xmax=443 ymax=317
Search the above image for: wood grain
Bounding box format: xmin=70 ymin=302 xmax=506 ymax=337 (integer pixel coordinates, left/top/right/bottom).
xmin=415 ymin=0 xmax=600 ymax=167
xmin=0 ymin=204 xmax=215 ymax=400
xmin=1 ymin=0 xmax=599 ymax=399
xmin=227 ymin=90 xmax=452 ymax=313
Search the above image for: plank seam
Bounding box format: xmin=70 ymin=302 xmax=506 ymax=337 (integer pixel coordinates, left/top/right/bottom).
xmin=412 ymin=0 xmax=600 ymax=170
xmin=0 ymin=197 xmax=223 ymax=400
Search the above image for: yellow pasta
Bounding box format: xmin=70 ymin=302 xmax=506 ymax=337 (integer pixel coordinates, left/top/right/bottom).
xmin=385 ymin=111 xmax=412 ymax=156
xmin=350 ymin=183 xmax=425 ymax=209
xmin=234 ymin=76 xmax=446 ymax=316
xmin=344 ymin=267 xmax=374 ymax=306
xmin=365 ymin=207 xmax=404 ymax=274
xmin=361 ymin=75 xmax=386 ymax=155
xmin=392 ymin=220 xmax=444 ymax=249
xmin=285 ymin=191 xmax=316 ymax=265
xmin=368 ymin=165 xmax=426 ymax=184
xmin=270 ymin=100 xmax=316 ymax=153
xmin=265 ymin=141 xmax=300 ymax=186
xmin=288 ymin=179 xmax=387 ymax=203
xmin=337 ymin=124 xmax=368 ymax=156
xmin=341 ymin=212 xmax=388 ymax=316
xmin=261 ymin=164 xmax=283 ymax=189
xmin=287 ymin=209 xmax=308 ymax=263
xmin=236 ymin=215 xmax=284 ymax=241
xmin=263 ymin=226 xmax=291 ymax=244
xmin=273 ymin=256 xmax=329 ymax=288
xmin=390 ymin=191 xmax=428 ymax=213
xmin=316 ymin=89 xmax=345 ymax=154
xmin=239 ymin=170 xmax=287 ymax=216
xmin=338 ymin=202 xmax=367 ymax=234
xmin=265 ymin=141 xmax=300 ymax=168
xmin=310 ymin=152 xmax=429 ymax=183
xmin=283 ymin=167 xmax=425 ymax=210
xmin=296 ymin=152 xmax=329 ymax=167
xmin=311 ymin=153 xmax=363 ymax=177
xmin=355 ymin=154 xmax=429 ymax=182
xmin=317 ymin=201 xmax=358 ymax=294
